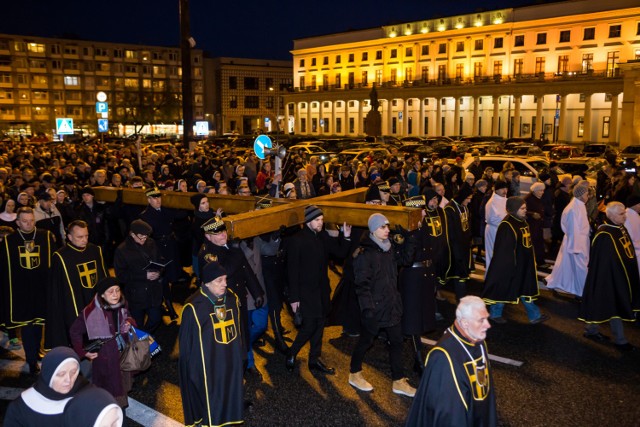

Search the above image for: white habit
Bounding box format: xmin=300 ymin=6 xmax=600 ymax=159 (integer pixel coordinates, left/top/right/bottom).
xmin=624 ymin=207 xmax=640 ymax=273
xmin=484 ymin=192 xmax=507 ymax=272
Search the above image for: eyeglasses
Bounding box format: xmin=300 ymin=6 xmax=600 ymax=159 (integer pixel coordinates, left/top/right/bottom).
xmin=135 ymin=234 xmax=148 ymax=241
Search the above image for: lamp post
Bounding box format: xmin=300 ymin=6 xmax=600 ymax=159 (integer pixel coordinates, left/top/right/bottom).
xmin=269 ymin=86 xmax=280 ymax=136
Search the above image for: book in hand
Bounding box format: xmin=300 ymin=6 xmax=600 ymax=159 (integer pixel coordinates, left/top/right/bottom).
xmin=143 ymin=260 xmax=173 ymax=271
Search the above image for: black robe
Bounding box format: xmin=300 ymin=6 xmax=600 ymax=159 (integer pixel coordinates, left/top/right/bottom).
xmin=444 ymin=201 xmax=473 ymax=280
xmin=179 ymin=288 xmax=244 ymax=427
xmin=0 ymin=229 xmax=53 ymax=328
xmin=45 ymin=242 xmax=108 ymax=348
xmin=525 ymin=193 xmax=546 ymax=265
xmin=406 ymin=325 xmax=497 ymax=427
xmin=482 ymin=215 xmax=540 ymax=304
xmin=579 ymin=222 xmax=640 ymax=323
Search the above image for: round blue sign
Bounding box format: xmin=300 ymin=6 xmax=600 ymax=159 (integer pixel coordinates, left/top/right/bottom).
xmin=253 ymin=134 xmax=272 ymax=160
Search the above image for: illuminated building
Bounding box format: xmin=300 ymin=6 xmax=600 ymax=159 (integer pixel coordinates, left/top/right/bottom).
xmin=287 ymin=0 xmax=640 ymax=146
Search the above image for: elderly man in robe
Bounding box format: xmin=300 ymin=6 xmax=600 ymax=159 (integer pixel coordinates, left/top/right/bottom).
xmin=483 ymin=180 xmax=508 ymax=272
xmin=546 ymin=180 xmax=591 ymax=298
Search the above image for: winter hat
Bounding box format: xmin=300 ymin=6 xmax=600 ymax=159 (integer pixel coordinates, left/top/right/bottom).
xmin=130 ymin=219 xmax=153 ymax=236
xmin=80 ymin=186 xmax=95 ymax=197
xmin=388 ymin=177 xmax=400 ymax=187
xmin=202 ymin=262 xmax=227 ymax=283
xmin=304 ymin=205 xmax=323 ymax=223
xmin=191 ymin=193 xmax=207 ymax=208
xmin=494 ymin=180 xmax=509 ymax=191
xmin=368 ymin=213 xmax=389 ymax=233
xmin=453 ymin=185 xmax=473 ymax=204
xmin=423 ymin=188 xmax=438 ymax=203
xmin=95 ymin=276 xmax=119 ymax=296
xmin=506 ymin=196 xmax=526 ymax=215
xmin=365 ymin=184 xmax=381 ymax=202
xmin=572 ymin=180 xmax=589 ymax=198
xmin=538 ymin=172 xmax=551 ymax=182
xmin=283 ymin=182 xmax=295 ymax=197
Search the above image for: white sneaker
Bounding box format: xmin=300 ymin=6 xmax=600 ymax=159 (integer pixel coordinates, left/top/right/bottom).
xmin=349 ymin=371 xmax=373 ymax=392
xmin=392 ymin=378 xmax=416 ymax=397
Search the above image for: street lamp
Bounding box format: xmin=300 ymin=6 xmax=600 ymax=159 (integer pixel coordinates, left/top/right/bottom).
xmin=268 ymin=86 xmax=280 ymax=135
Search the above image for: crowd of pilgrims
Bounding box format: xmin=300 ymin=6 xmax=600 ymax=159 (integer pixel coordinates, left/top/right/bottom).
xmin=1 ymin=138 xmax=639 ymax=424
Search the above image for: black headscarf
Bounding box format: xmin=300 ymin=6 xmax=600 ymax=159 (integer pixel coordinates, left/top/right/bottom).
xmin=63 ymin=387 xmax=123 ymax=427
xmin=34 ymin=347 xmax=88 ymax=400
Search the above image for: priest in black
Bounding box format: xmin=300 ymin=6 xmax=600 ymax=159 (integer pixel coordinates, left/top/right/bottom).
xmin=406 ymin=296 xmax=497 ymax=427
xmin=0 ymin=207 xmax=53 ymax=374
xmin=444 ymin=186 xmax=474 ymax=300
xmin=579 ymin=201 xmax=640 ymax=351
xmin=482 ymin=197 xmax=548 ymax=325
xmin=45 ymin=220 xmax=108 ymax=348
xmin=179 ymin=262 xmax=245 ymax=427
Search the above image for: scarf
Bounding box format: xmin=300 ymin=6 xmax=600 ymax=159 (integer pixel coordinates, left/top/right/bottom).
xmin=84 ymin=295 xmax=127 ymax=340
xmin=370 ymin=233 xmax=392 ymax=252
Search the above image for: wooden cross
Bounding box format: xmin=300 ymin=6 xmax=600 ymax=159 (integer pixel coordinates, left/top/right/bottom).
xmin=93 ymin=187 xmax=422 ymax=239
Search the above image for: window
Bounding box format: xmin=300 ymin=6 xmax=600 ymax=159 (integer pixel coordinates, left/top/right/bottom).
xmin=390 ymin=49 xmax=397 ymax=59
xmin=456 ymin=42 xmax=464 ymax=52
xmin=113 ymin=49 xmax=123 ymax=58
xmin=535 ymin=57 xmax=545 ymax=75
xmin=514 ymin=35 xmax=524 ymax=47
xmin=335 ymin=55 xmax=341 ymax=64
xmin=63 ymin=45 xmax=77 ymax=55
xmin=607 ymin=51 xmax=619 ymax=77
xmin=323 ymin=56 xmax=328 ymax=65
xmin=27 ymin=43 xmax=45 ymax=53
xmin=362 ymin=71 xmax=368 ymax=86
xmin=311 ymin=75 xmax=317 ymax=89
xmin=244 ymin=95 xmax=260 ymax=108
xmin=558 ymin=55 xmax=569 ymax=74
xmin=421 ymin=66 xmax=429 ymax=82
xmin=421 ymin=45 xmax=429 ymax=55
xmin=322 ymin=74 xmax=329 ymax=89
xmin=244 ymin=77 xmax=259 ymax=90
xmin=474 ymin=62 xmax=482 ymax=77
xmin=582 ymin=53 xmax=593 ymax=73
xmin=609 ymin=25 xmax=621 ymax=38
xmin=375 ymin=69 xmax=382 ymax=85
xmin=513 ymin=59 xmax=523 ymax=76
xmin=583 ymin=27 xmax=595 ymax=40
xmin=494 ymin=37 xmax=503 ymax=49
xmin=375 ymin=50 xmax=382 ymax=60
xmin=390 ymin=69 xmax=397 ymax=83
xmin=405 ymin=67 xmax=412 ymax=82
xmin=559 ymin=30 xmax=571 ymax=43
xmin=29 ymin=59 xmax=46 ymax=68
xmin=493 ymin=60 xmax=502 ymax=76
xmin=0 ymin=90 xmax=13 ymax=99
xmin=125 ymin=65 xmax=137 ymax=73
xmin=536 ymin=33 xmax=547 ymax=45
xmin=347 ymin=73 xmax=353 ymax=88
xmin=63 ymin=76 xmax=78 ymax=86
xmin=229 ymin=95 xmax=237 ymax=108
xmin=472 ymin=40 xmax=483 ymax=51
xmin=348 ymin=53 xmax=354 ymax=62
xmin=50 ymin=44 xmax=60 ymax=54
xmin=299 ymin=76 xmax=305 ymax=88
xmin=265 ymin=78 xmax=273 ymax=89
xmin=168 ymin=52 xmax=178 ymax=61
xmin=405 ymin=47 xmax=413 ymax=57
xmin=265 ymin=96 xmax=274 ymax=109
xmin=438 ymin=43 xmax=446 ymax=54
xmin=299 ymin=59 xmax=305 ymax=67
xmin=125 ymin=50 xmax=137 ymax=59
xmin=438 ymin=65 xmax=447 ymax=81
xmin=311 ymin=58 xmax=316 ymax=66
xmin=0 ymin=73 xmax=10 ymax=83
xmin=335 ymin=73 xmax=341 ymax=88
xmin=124 ymin=78 xmax=138 ymax=88
xmin=577 ymin=116 xmax=584 ymax=137
xmin=362 ymin=52 xmax=368 ymax=61
xmin=95 ymin=48 xmax=108 ymax=56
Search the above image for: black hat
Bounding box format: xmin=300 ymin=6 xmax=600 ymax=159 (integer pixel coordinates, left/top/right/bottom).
xmin=80 ymin=186 xmax=94 ymax=197
xmin=453 ymin=185 xmax=473 ymax=204
xmin=36 ymin=190 xmax=52 ymax=202
xmin=202 ymin=216 xmax=226 ymax=234
xmin=130 ymin=219 xmax=153 ymax=236
xmin=626 ymin=195 xmax=640 ymax=208
xmin=494 ymin=180 xmax=509 ymax=191
xmin=95 ymin=276 xmax=119 ymax=296
xmin=63 ymin=173 xmax=76 ymax=185
xmin=388 ymin=177 xmax=400 ymax=187
xmin=538 ymin=172 xmax=551 ymax=182
xmin=255 ymin=196 xmax=273 ymax=210
xmin=304 ymin=205 xmax=323 ymax=223
xmin=377 ymin=182 xmax=391 ymax=193
xmin=506 ymin=196 xmax=526 ymax=215
xmin=202 ymin=262 xmax=227 ymax=284
xmin=145 ymin=187 xmax=161 ymax=198
xmin=365 ymin=184 xmax=381 ymax=202
xmin=423 ymin=188 xmax=438 ymax=202
xmin=403 ymin=195 xmax=426 ymax=208
xmin=190 ymin=193 xmax=207 ymax=208
xmin=41 ymin=173 xmax=55 ymax=183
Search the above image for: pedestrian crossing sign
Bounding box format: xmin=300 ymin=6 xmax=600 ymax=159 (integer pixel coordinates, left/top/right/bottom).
xmin=56 ymin=118 xmax=74 ymax=135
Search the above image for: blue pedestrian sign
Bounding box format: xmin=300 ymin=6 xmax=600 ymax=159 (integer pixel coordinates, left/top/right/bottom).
xmin=253 ymin=134 xmax=272 ymax=160
xmin=98 ymin=119 xmax=109 ymax=133
xmin=96 ymin=102 xmax=108 ymax=113
xmin=398 ymin=112 xmax=403 ymax=121
xmin=56 ymin=118 xmax=74 ymax=135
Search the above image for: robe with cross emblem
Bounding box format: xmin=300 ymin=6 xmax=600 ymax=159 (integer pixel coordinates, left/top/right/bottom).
xmin=482 ymin=214 xmax=540 ymax=305
xmin=178 ymin=287 xmax=244 ymax=427
xmin=579 ymin=221 xmax=640 ymax=324
xmin=45 ymin=241 xmax=108 ymax=348
xmin=0 ymin=229 xmax=53 ymax=328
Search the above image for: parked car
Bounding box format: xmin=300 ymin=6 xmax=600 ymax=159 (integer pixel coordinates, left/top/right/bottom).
xmin=337 ymin=147 xmax=391 ymax=165
xmin=619 ymin=145 xmax=640 ymax=170
xmin=582 ymin=143 xmax=612 ymax=158
xmin=289 ymin=144 xmax=336 ymax=163
xmin=548 ymin=146 xmax=583 ymax=160
xmin=554 ymin=158 xmax=600 ymax=179
xmin=505 ymin=145 xmax=544 ymax=157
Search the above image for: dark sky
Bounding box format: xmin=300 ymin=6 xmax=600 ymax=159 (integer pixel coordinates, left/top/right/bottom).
xmin=3 ymin=0 xmax=551 ymax=60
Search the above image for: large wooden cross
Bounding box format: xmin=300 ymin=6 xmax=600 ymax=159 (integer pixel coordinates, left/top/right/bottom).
xmin=93 ymin=187 xmax=422 ymax=239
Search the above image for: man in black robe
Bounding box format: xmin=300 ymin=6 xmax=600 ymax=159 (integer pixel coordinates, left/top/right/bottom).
xmin=406 ymin=296 xmax=497 ymax=427
xmin=482 ymin=197 xmax=548 ymax=325
xmin=179 ymin=262 xmax=245 ymax=427
xmin=579 ymin=201 xmax=640 ymax=351
xmin=45 ymin=220 xmax=108 ymax=348
xmin=525 ymin=183 xmax=547 ymax=268
xmin=0 ymin=207 xmax=53 ymax=374
xmin=444 ymin=186 xmax=474 ymax=300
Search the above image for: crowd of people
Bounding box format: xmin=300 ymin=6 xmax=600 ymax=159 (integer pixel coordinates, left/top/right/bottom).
xmin=1 ymin=138 xmax=639 ymax=425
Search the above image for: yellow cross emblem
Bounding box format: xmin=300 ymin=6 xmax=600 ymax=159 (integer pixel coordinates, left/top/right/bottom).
xmin=211 ymin=309 xmax=237 ymax=344
xmin=620 ymin=235 xmax=634 ymax=259
xmin=426 ymin=216 xmax=443 ymax=237
xmin=18 ymin=245 xmax=40 ymax=269
xmin=521 ymin=227 xmax=532 ymax=248
xmin=77 ymin=261 xmax=98 ymax=288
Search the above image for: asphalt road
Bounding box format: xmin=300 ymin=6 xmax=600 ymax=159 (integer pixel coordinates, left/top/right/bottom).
xmin=2 ymin=262 xmax=640 ymax=426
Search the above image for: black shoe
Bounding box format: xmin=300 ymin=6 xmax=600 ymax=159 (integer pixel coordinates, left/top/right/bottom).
xmin=245 ymin=366 xmax=263 ymax=381
xmin=28 ymin=362 xmax=40 ymax=376
xmin=254 ymin=338 xmax=266 ymax=348
xmin=285 ymin=354 xmax=296 ymax=372
xmin=308 ymin=359 xmax=335 ymax=375
xmin=530 ymin=314 xmax=550 ymax=325
xmin=615 ymin=342 xmax=636 ymax=352
xmin=583 ymin=332 xmax=609 ymax=342
xmin=274 ymin=339 xmax=290 ymax=355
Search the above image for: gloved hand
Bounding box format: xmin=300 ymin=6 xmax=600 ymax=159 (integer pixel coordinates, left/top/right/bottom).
xmin=254 ymin=295 xmax=264 ymax=308
xmin=394 ymin=224 xmax=408 ymax=236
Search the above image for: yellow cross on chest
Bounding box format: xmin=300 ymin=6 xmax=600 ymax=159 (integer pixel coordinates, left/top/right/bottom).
xmin=77 ymin=261 xmax=98 ymax=288
xmin=213 ymin=317 xmax=236 ymax=344
xmin=18 ymin=246 xmax=40 ymax=269
xmin=620 ymin=234 xmax=634 ymax=258
xmin=520 ymin=226 xmax=532 ymax=248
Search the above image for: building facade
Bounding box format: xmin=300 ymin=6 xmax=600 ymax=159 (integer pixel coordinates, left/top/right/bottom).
xmin=286 ymin=0 xmax=640 ymax=146
xmin=0 ymin=34 xmax=204 ymax=138
xmin=204 ymin=57 xmax=293 ymax=135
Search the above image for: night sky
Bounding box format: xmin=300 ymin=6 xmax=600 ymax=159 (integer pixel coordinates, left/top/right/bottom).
xmin=3 ymin=0 xmax=554 ymax=60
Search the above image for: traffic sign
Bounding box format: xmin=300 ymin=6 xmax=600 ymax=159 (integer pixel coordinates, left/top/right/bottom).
xmin=253 ymin=134 xmax=272 ymax=160
xmin=96 ymin=91 xmax=107 ymax=102
xmin=56 ymin=118 xmax=74 ymax=135
xmin=398 ymin=112 xmax=403 ymax=121
xmin=96 ymin=102 xmax=108 ymax=113
xmin=194 ymin=121 xmax=209 ymax=136
xmin=98 ymin=119 xmax=109 ymax=133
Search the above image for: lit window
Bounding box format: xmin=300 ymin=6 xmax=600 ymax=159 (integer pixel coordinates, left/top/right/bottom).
xmin=609 ymin=25 xmax=621 ymax=38
xmin=63 ymin=76 xmax=79 ymax=86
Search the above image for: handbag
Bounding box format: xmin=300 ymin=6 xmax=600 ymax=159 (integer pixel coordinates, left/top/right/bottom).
xmin=120 ymin=327 xmax=151 ymax=372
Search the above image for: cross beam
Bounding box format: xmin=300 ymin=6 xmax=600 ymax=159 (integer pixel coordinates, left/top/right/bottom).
xmin=93 ymin=187 xmax=422 ymax=239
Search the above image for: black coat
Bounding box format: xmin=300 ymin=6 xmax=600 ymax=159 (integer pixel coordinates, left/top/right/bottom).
xmin=113 ymin=236 xmax=163 ymax=310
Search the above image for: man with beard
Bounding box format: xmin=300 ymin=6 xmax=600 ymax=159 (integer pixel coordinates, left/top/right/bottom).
xmin=482 ymin=197 xmax=549 ymax=324
xmin=0 ymin=207 xmax=54 ymax=374
xmin=444 ymin=187 xmax=474 ymax=300
xmin=406 ymin=296 xmax=497 ymax=427
xmin=45 ymin=220 xmax=108 ymax=348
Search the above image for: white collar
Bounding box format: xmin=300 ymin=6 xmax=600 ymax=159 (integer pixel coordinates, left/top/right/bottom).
xmin=21 ymin=387 xmax=73 ymax=415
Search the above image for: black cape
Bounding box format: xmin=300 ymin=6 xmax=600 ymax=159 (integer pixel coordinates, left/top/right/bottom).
xmin=45 ymin=242 xmax=108 ymax=348
xmin=0 ymin=229 xmax=53 ymax=328
xmin=482 ymin=215 xmax=540 ymax=304
xmin=406 ymin=324 xmax=497 ymax=427
xmin=444 ymin=201 xmax=473 ymax=280
xmin=179 ymin=287 xmax=244 ymax=427
xmin=579 ymin=222 xmax=640 ymax=323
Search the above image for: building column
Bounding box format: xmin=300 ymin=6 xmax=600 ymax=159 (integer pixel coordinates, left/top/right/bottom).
xmin=330 ymin=100 xmax=335 ymax=135
xmin=514 ymin=96 xmax=521 ymax=137
xmin=558 ymin=95 xmax=567 ymax=143
xmin=306 ymin=102 xmax=312 ymax=134
xmin=583 ymin=93 xmax=592 ymax=143
xmin=454 ymin=97 xmax=461 ymax=136
xmin=403 ymin=98 xmax=409 ymax=136
xmin=387 ymin=99 xmax=393 ymax=135
xmin=619 ymin=62 xmax=640 ymax=148
xmin=436 ymin=98 xmax=442 ymax=137
xmin=294 ymin=103 xmax=300 ymax=134
xmin=535 ymin=96 xmax=543 ymax=139
xmin=492 ymin=96 xmax=500 ymax=136
xmin=318 ymin=101 xmax=324 ymax=135
xmin=357 ymin=100 xmax=363 ymax=136
xmin=419 ymin=98 xmax=426 ymax=136
xmin=610 ymin=93 xmax=619 ymax=144
xmin=472 ymin=96 xmax=479 ymax=135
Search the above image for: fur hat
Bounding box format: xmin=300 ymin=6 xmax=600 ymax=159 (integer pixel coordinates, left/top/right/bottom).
xmin=130 ymin=219 xmax=152 ymax=236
